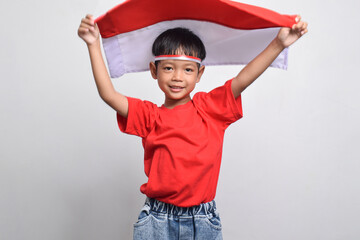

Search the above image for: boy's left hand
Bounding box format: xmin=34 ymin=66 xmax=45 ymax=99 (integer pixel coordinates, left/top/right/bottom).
xmin=277 ymin=15 xmax=308 ymax=48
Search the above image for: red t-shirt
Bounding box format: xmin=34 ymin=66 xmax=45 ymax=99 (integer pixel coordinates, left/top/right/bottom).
xmin=117 ymin=79 xmax=243 ymax=207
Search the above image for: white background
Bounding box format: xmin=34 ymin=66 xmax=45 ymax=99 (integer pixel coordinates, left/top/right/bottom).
xmin=1 ymin=0 xmax=359 ymax=239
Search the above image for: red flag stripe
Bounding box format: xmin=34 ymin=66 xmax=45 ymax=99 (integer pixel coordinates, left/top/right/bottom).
xmin=95 ymin=0 xmax=296 ymax=38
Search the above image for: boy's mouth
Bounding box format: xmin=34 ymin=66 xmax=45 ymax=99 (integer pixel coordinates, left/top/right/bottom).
xmin=169 ymin=85 xmax=184 ymax=92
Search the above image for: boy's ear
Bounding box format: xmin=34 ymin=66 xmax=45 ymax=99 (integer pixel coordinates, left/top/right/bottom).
xmin=196 ymin=65 xmax=205 ymax=83
xmin=149 ymin=62 xmax=157 ymax=79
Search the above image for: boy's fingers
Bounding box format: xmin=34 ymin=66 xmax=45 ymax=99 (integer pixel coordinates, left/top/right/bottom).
xmin=302 ymin=29 xmax=308 ymax=35
xmin=292 ymin=22 xmax=300 ymax=30
xmin=293 ymin=21 xmax=307 ymax=32
xmin=80 ymin=21 xmax=93 ymax=27
xmin=86 ymin=14 xmax=94 ymax=20
xmin=292 ymin=23 xmax=300 ymax=31
xmin=94 ymin=23 xmax=99 ymax=31
xmin=82 ymin=17 xmax=94 ymax=26
xmin=80 ymin=22 xmax=95 ymax=31
xmin=302 ymin=24 xmax=308 ymax=33
xmin=293 ymin=15 xmax=302 ymax=29
xmin=294 ymin=21 xmax=308 ymax=36
xmin=298 ymin=22 xmax=308 ymax=32
xmin=88 ymin=14 xmax=95 ymax=25
xmin=89 ymin=24 xmax=98 ymax=34
xmin=297 ymin=22 xmax=305 ymax=30
xmin=78 ymin=27 xmax=89 ymax=35
xmin=303 ymin=22 xmax=308 ymax=30
xmin=78 ymin=27 xmax=88 ymax=32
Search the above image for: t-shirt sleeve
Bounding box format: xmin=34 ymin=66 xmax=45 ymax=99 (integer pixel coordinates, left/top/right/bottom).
xmin=193 ymin=79 xmax=243 ymax=127
xmin=116 ymin=97 xmax=158 ymax=138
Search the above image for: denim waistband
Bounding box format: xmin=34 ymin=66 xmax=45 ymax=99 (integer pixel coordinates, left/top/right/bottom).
xmin=144 ymin=197 xmax=217 ymax=217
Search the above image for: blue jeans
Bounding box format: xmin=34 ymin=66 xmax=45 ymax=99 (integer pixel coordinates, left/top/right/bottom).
xmin=133 ymin=197 xmax=223 ymax=240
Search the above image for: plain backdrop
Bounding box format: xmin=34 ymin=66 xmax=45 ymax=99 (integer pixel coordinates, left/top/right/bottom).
xmin=1 ymin=0 xmax=360 ymax=239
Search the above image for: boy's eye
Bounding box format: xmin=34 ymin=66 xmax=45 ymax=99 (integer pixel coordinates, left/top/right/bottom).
xmin=164 ymin=67 xmax=173 ymax=71
xmin=185 ymin=68 xmax=194 ymax=73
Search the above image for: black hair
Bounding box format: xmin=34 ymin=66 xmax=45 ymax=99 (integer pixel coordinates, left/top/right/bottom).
xmin=152 ymin=27 xmax=206 ymax=68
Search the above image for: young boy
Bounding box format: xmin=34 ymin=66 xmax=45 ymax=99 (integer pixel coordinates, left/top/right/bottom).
xmin=78 ymin=14 xmax=307 ymax=240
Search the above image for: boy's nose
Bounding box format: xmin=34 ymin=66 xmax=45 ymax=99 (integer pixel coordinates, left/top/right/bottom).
xmin=172 ymin=70 xmax=183 ymax=81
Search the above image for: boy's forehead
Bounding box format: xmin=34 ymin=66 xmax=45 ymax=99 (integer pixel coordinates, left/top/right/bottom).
xmin=155 ymin=54 xmax=202 ymax=65
xmin=158 ymin=59 xmax=198 ymax=66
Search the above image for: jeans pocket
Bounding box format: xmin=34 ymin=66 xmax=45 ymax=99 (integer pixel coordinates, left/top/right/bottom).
xmin=205 ymin=212 xmax=222 ymax=230
xmin=134 ymin=204 xmax=151 ymax=227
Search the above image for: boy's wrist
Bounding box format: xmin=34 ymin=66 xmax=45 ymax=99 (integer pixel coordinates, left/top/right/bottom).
xmin=271 ymin=37 xmax=286 ymax=52
xmin=87 ymin=38 xmax=101 ymax=49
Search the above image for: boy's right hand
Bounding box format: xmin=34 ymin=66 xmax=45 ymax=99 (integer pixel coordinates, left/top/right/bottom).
xmin=78 ymin=14 xmax=99 ymax=46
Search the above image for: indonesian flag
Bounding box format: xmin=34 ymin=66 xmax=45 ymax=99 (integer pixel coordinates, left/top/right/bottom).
xmin=95 ymin=0 xmax=297 ymax=78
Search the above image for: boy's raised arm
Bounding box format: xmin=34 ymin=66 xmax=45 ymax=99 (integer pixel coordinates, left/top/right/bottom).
xmin=78 ymin=14 xmax=129 ymax=117
xmin=231 ymin=16 xmax=308 ymax=98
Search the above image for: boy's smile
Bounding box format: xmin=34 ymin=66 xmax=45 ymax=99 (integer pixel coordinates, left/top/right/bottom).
xmin=169 ymin=85 xmax=184 ymax=92
xmin=150 ymin=59 xmax=205 ymax=109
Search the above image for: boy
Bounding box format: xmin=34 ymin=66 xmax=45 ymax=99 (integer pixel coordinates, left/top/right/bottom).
xmin=78 ymin=14 xmax=307 ymax=240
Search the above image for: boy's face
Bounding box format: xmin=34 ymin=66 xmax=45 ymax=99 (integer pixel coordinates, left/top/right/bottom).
xmin=150 ymin=59 xmax=205 ymax=108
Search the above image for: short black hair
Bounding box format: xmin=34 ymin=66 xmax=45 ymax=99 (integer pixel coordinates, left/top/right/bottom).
xmin=152 ymin=27 xmax=206 ymax=67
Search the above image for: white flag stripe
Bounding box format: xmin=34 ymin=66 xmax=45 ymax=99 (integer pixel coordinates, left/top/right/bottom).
xmin=102 ymin=20 xmax=288 ymax=78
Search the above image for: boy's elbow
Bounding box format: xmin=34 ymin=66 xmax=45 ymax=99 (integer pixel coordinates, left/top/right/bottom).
xmin=99 ymin=91 xmax=115 ymax=104
xmin=99 ymin=91 xmax=129 ymax=117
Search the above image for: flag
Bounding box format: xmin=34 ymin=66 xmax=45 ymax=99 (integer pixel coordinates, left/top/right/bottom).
xmin=95 ymin=0 xmax=297 ymax=78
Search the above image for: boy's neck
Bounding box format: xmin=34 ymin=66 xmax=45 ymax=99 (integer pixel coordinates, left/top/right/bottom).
xmin=163 ymin=96 xmax=192 ymax=109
